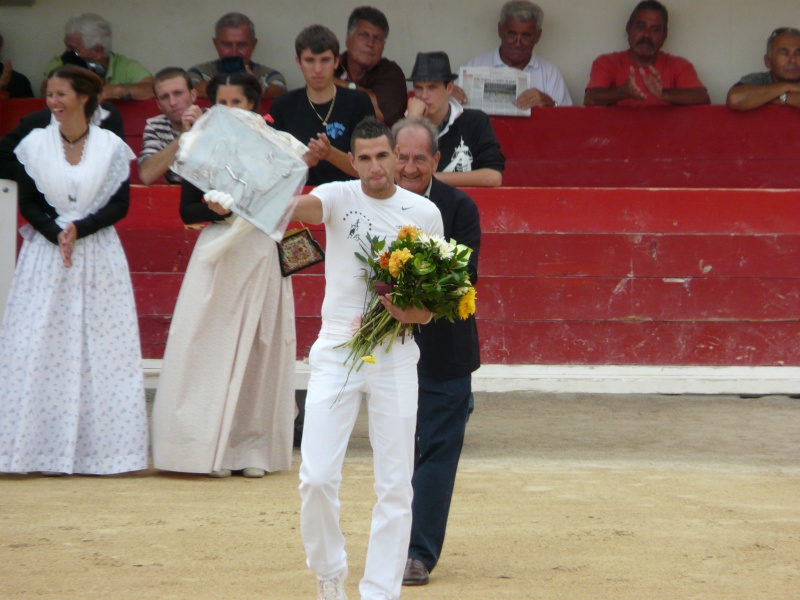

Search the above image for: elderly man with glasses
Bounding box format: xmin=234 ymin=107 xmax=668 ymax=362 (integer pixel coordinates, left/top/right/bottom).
xmin=727 ymin=27 xmax=800 ymax=111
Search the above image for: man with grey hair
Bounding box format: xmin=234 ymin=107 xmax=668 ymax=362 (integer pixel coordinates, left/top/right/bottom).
xmin=41 ymin=13 xmax=153 ymax=100
xmin=727 ymin=27 xmax=800 ymax=111
xmin=334 ymin=5 xmax=408 ymax=125
xmin=391 ymin=117 xmax=482 ymax=587
xmin=455 ymin=0 xmax=572 ymax=108
xmin=189 ymin=12 xmax=286 ymax=99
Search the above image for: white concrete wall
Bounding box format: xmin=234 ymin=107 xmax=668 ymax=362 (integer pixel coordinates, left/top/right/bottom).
xmin=0 ymin=0 xmax=796 ymax=105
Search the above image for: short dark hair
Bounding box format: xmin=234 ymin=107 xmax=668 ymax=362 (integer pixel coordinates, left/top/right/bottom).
xmin=627 ymin=1 xmax=668 ymax=30
xmin=351 ymin=116 xmax=394 ymax=153
xmin=47 ymin=64 xmax=103 ymax=120
xmin=207 ymin=72 xmax=262 ymax=112
xmin=153 ymin=67 xmax=193 ymax=93
xmin=215 ymin=12 xmax=255 ymax=39
xmin=295 ymin=24 xmax=340 ymax=58
xmin=392 ymin=117 xmax=439 ymax=156
xmin=347 ymin=6 xmax=389 ymax=38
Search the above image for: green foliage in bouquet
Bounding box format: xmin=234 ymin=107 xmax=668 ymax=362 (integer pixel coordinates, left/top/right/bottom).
xmin=338 ymin=225 xmax=477 ymax=371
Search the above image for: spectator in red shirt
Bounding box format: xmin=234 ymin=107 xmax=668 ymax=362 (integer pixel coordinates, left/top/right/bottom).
xmin=584 ymin=1 xmax=709 ymax=107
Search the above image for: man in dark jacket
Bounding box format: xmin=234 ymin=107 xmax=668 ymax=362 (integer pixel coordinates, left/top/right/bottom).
xmin=392 ymin=116 xmax=481 ymax=586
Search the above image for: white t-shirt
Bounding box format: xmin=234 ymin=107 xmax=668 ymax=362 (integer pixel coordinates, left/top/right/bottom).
xmin=463 ymin=48 xmax=573 ymax=107
xmin=312 ymin=180 xmax=444 ymax=339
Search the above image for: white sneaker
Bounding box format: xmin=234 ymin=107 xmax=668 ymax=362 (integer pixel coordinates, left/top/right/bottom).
xmin=317 ymin=568 xmax=347 ymax=600
xmin=209 ymin=469 xmax=232 ymax=478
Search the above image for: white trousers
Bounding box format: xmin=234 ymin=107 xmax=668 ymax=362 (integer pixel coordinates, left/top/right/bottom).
xmin=300 ymin=335 xmax=419 ymax=600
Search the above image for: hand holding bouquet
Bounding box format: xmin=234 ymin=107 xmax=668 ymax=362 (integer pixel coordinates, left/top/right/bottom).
xmin=339 ymin=225 xmax=477 ymax=371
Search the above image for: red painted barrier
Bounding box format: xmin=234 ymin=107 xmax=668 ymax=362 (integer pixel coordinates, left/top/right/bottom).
xmin=4 ymin=99 xmax=798 ymax=365
xmin=122 ymin=185 xmax=800 ymax=367
xmin=3 ymin=100 xmax=799 ymax=189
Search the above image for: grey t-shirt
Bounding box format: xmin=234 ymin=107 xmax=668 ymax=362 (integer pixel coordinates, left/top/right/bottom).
xmin=734 ymin=71 xmax=773 ymax=86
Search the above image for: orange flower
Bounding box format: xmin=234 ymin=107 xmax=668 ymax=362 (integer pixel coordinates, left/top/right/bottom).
xmin=388 ymin=247 xmax=413 ymax=277
xmin=379 ymin=251 xmax=390 ymax=269
xmin=397 ymin=225 xmax=420 ymax=242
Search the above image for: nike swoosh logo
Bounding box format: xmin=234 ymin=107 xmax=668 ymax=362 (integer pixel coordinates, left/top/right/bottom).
xmin=401 ymin=206 xmax=413 ymax=210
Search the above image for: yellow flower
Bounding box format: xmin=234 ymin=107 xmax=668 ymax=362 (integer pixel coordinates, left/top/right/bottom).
xmin=388 ymin=248 xmax=413 ymax=277
xmin=362 ymin=355 xmax=377 ymax=364
xmin=457 ymin=287 xmax=476 ymax=320
xmin=397 ymin=225 xmax=419 ymax=242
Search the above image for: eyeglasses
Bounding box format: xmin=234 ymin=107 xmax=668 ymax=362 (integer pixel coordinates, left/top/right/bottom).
xmin=503 ymin=31 xmax=535 ymax=45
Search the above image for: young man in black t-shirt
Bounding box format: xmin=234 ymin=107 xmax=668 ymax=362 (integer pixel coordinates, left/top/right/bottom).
xmin=270 ymin=25 xmax=374 ymax=186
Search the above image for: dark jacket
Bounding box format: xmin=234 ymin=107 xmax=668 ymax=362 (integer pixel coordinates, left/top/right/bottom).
xmin=415 ymin=177 xmax=481 ymax=380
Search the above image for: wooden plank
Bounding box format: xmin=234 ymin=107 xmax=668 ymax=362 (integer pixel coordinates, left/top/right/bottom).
xmin=502 ymin=158 xmax=800 ymax=189
xmin=491 ymin=106 xmax=800 ymax=161
xmin=472 ymin=188 xmax=800 ymax=234
xmin=478 ymin=276 xmax=800 ymax=321
xmin=482 ymin=233 xmax=800 ymax=278
xmin=478 ymin=320 xmax=800 ymax=366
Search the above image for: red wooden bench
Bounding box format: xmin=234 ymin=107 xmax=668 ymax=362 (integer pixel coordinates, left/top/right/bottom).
xmin=3 ymin=99 xmax=799 ymax=366
xmin=124 ymin=185 xmax=800 ymax=366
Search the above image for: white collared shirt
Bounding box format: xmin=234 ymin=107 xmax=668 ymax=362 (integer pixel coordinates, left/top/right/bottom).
xmin=461 ymin=48 xmax=572 ymax=106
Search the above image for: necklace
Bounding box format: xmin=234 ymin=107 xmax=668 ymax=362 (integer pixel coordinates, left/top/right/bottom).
xmin=60 ymin=127 xmax=90 ymax=148
xmin=307 ymin=86 xmax=336 ymax=127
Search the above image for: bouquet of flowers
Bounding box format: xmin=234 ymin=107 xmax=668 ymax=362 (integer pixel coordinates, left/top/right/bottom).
xmin=339 ymin=225 xmax=477 ymax=371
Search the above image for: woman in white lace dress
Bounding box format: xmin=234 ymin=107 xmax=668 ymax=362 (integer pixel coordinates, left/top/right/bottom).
xmin=0 ymin=65 xmax=148 ymax=476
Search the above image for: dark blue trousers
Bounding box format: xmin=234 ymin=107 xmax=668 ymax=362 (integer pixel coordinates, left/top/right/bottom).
xmin=408 ymin=374 xmax=471 ymax=572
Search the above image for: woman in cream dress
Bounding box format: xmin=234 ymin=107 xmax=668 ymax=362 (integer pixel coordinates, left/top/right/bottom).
xmin=152 ymin=73 xmax=296 ymax=478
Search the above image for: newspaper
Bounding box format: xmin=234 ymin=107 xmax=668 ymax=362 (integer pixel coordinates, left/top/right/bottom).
xmin=458 ymin=66 xmax=531 ymax=117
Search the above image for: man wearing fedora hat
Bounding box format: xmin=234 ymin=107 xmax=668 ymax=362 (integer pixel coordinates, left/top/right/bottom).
xmin=406 ymin=51 xmax=505 ymax=188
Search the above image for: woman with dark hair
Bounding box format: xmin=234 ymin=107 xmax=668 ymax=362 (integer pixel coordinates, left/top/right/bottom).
xmin=0 ymin=65 xmax=148 ymax=476
xmin=152 ymin=72 xmax=296 ymax=479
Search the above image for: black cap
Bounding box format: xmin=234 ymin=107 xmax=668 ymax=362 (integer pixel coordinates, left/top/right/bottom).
xmin=407 ymin=51 xmax=458 ymax=82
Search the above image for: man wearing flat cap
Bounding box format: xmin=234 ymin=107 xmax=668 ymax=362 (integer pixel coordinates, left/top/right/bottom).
xmin=406 ymin=51 xmax=505 ymax=188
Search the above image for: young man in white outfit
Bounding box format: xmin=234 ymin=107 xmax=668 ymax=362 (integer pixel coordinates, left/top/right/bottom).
xmin=291 ymin=117 xmax=444 ymax=600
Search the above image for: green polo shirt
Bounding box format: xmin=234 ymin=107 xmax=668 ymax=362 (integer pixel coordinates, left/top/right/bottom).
xmin=43 ymin=52 xmax=151 ymax=84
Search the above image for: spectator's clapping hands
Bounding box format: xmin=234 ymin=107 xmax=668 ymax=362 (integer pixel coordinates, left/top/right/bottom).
xmin=640 ymin=66 xmax=663 ymax=100
xmin=307 ymin=133 xmax=332 ymax=163
xmin=626 ymin=66 xmax=648 ymax=101
xmin=181 ymin=105 xmax=203 ymax=132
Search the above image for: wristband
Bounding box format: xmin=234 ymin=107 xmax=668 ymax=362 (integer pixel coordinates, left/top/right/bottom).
xmin=421 ymin=311 xmax=433 ymax=325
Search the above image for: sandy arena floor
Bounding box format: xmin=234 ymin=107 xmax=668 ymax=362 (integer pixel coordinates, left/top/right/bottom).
xmin=1 ymin=392 xmax=799 ymax=599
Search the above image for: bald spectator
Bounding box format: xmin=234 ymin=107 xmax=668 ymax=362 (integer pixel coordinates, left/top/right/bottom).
xmin=584 ymin=1 xmax=709 ymax=107
xmin=727 ymin=27 xmax=800 ymax=111
xmin=334 ymin=6 xmax=408 ymax=125
xmin=138 ymin=68 xmax=203 ymax=185
xmin=41 ymin=13 xmax=154 ymax=101
xmin=0 ymin=31 xmax=33 ymax=98
xmin=455 ymin=1 xmax=572 ymax=108
xmin=189 ymin=12 xmax=286 ymax=100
